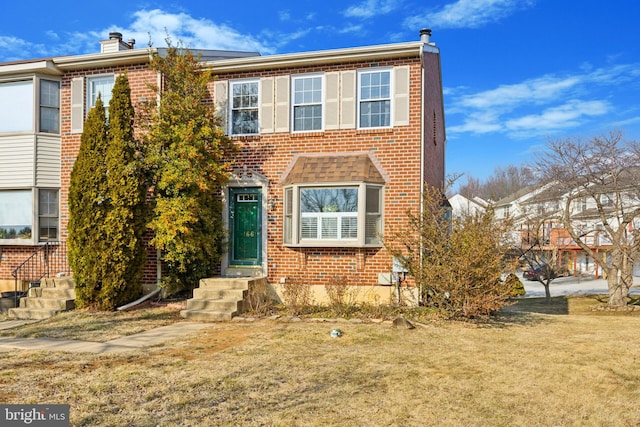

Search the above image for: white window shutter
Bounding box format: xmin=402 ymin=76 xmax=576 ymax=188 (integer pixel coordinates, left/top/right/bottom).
xmin=70 ymin=77 xmax=84 ymax=134
xmin=214 ymin=80 xmax=228 ymax=134
xmin=393 ymin=66 xmax=410 ymax=127
xmin=340 ymin=70 xmax=356 ymax=129
xmin=325 ymin=72 xmax=339 ymax=130
xmin=275 ymin=75 xmax=290 ymax=133
xmin=260 ymin=77 xmax=274 ymax=133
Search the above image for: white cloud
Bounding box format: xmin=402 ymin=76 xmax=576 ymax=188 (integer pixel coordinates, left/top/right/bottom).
xmin=457 ymin=75 xmax=582 ymax=110
xmin=344 ymin=0 xmax=400 ymax=19
xmin=447 ymin=64 xmax=637 ymax=139
xmin=505 ymin=100 xmax=610 ymax=133
xmin=406 ymin=0 xmax=535 ymax=30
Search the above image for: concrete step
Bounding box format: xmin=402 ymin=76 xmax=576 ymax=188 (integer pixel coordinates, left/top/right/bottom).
xmin=192 ymin=288 xmax=246 ymax=300
xmin=181 ymin=276 xmax=264 ymax=322
xmin=198 ymin=278 xmax=250 ymax=290
xmin=224 ymin=267 xmax=264 ymax=278
xmin=186 ymin=298 xmax=244 ymax=311
xmin=8 ymin=307 xmax=62 ymax=320
xmin=22 ymin=298 xmax=75 ymax=310
xmin=41 ymin=288 xmax=75 ymax=299
xmin=41 ymin=276 xmax=75 ymax=289
xmin=180 ymin=309 xmax=234 ymax=322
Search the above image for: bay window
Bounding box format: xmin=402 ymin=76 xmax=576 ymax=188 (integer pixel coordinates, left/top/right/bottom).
xmin=39 ymin=80 xmax=60 ymax=133
xmin=284 ymin=183 xmax=383 ymax=247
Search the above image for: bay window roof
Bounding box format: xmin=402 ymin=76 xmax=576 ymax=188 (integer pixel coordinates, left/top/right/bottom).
xmin=280 ymin=152 xmax=388 ymax=185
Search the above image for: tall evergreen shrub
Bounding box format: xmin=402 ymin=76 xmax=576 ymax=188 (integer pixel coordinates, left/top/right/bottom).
xmin=68 ymin=97 xmax=109 ymax=307
xmin=144 ymin=45 xmax=236 ymax=294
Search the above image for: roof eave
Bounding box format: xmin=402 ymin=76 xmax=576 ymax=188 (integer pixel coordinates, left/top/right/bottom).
xmin=207 ymin=41 xmax=425 ymax=73
xmin=53 ymin=48 xmax=156 ymax=71
xmin=0 ymin=59 xmax=63 ymax=78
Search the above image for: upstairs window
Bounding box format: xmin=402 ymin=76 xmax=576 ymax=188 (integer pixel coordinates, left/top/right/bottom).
xmin=87 ymin=75 xmax=114 ymax=113
xmin=0 ymin=81 xmax=33 ymax=133
xmin=292 ymin=74 xmax=323 ymax=132
xmin=358 ymin=69 xmax=391 ymax=128
xmin=39 ymin=80 xmax=60 ymax=133
xmin=230 ymin=80 xmax=259 ymax=135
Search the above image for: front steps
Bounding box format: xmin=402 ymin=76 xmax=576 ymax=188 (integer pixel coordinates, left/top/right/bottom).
xmin=8 ymin=277 xmax=76 ymax=320
xmin=180 ymin=277 xmax=266 ymax=322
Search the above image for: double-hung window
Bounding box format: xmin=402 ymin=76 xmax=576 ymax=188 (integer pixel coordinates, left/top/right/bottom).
xmin=39 ymin=80 xmax=60 ymax=133
xmin=358 ymin=68 xmax=391 ymax=128
xmin=38 ymin=189 xmax=58 ymax=241
xmin=292 ymin=74 xmax=323 ymax=132
xmin=87 ymin=75 xmax=114 ymax=114
xmin=230 ymin=80 xmax=259 ymax=135
xmin=284 ymin=184 xmax=383 ymax=247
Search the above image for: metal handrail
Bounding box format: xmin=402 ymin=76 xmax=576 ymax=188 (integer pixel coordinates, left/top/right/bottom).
xmin=11 ymin=241 xmax=69 ymax=306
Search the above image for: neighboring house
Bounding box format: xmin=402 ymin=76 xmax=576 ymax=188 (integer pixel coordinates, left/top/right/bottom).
xmin=496 ymin=181 xmax=640 ymax=277
xmin=0 ymin=29 xmax=446 ymax=294
xmin=448 ymin=194 xmax=487 ymax=218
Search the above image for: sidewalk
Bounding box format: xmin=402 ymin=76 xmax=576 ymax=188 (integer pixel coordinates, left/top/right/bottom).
xmin=0 ymin=321 xmax=212 ymax=354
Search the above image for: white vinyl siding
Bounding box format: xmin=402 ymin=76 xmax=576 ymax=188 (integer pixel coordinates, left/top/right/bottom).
xmin=35 ymin=135 xmax=61 ymax=187
xmin=0 ymin=135 xmax=35 ymax=187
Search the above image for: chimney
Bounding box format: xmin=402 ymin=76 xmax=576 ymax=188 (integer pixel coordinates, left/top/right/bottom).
xmin=100 ymin=32 xmax=134 ymax=53
xmin=420 ymin=28 xmax=432 ymax=44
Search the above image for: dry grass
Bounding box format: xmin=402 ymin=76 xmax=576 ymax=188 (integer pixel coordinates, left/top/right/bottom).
xmin=1 ymin=297 xmax=640 ymax=425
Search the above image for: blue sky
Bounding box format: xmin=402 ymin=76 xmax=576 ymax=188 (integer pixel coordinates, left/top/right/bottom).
xmin=2 ymin=0 xmax=639 ymax=184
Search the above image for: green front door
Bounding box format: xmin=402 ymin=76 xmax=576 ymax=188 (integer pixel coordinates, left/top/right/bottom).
xmin=229 ymin=188 xmax=262 ymax=266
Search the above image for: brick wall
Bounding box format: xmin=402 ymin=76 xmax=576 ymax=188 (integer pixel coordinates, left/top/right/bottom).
xmin=1 ymin=49 xmax=445 ymax=290
xmin=212 ymin=54 xmax=443 ymax=286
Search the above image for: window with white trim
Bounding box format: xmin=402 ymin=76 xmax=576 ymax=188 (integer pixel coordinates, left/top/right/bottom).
xmin=358 ymin=68 xmax=391 ymax=128
xmin=0 ymin=80 xmax=33 ymax=133
xmin=0 ymin=190 xmax=32 ymax=240
xmin=38 ymin=189 xmax=58 ymax=241
xmin=87 ymin=75 xmax=114 ymax=113
xmin=230 ymin=80 xmax=259 ymax=135
xmin=39 ymin=80 xmax=60 ymax=133
xmin=292 ymin=74 xmax=323 ymax=132
xmin=284 ymin=183 xmax=383 ymax=247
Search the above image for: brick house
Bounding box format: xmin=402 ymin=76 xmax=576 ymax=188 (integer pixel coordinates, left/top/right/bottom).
xmin=0 ymin=30 xmax=445 ymax=300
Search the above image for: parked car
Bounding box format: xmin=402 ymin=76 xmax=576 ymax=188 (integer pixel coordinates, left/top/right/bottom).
xmin=523 ymin=266 xmax=551 ymax=281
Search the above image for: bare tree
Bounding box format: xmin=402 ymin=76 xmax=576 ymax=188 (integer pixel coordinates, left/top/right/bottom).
xmin=458 ymin=164 xmax=536 ymax=201
xmin=535 ymin=131 xmax=640 ymax=307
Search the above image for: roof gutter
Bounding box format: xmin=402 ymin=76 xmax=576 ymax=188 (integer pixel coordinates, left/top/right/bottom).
xmin=206 ymin=41 xmax=425 ymax=73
